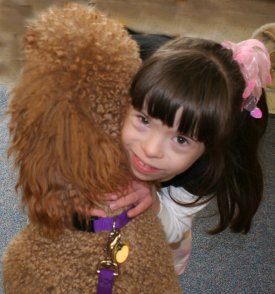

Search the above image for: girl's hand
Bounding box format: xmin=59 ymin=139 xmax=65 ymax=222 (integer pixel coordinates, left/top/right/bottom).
xmin=109 ymin=181 xmax=158 ymax=218
xmin=84 ymin=181 xmax=160 ymax=218
xmin=82 ymin=206 xmax=107 ymax=218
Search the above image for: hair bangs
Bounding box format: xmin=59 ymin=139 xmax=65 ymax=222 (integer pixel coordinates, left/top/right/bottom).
xmin=131 ymin=57 xmax=198 ymax=132
xmin=178 ymin=74 xmax=230 ymax=144
xmin=131 ymin=49 xmax=231 ymax=143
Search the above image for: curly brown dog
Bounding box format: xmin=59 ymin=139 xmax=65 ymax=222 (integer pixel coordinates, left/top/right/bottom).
xmin=2 ymin=3 xmax=181 ymax=293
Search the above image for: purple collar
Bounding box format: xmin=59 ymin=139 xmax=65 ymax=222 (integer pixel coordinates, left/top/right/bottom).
xmin=93 ymin=210 xmax=132 ymax=232
xmin=73 ymin=210 xmax=132 ymax=294
xmin=72 ymin=209 xmax=131 ymax=233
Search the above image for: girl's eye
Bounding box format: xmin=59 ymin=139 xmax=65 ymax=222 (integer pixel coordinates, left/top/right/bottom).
xmin=176 ymin=136 xmax=188 ymax=145
xmin=137 ymin=114 xmax=149 ymax=125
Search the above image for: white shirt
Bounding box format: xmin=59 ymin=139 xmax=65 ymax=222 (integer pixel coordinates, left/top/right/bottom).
xmin=157 ymin=186 xmax=207 ymax=274
xmin=157 ymin=186 xmax=207 ymax=243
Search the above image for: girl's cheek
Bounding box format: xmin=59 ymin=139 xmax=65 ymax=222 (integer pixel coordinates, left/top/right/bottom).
xmin=132 ymin=121 xmax=147 ymax=133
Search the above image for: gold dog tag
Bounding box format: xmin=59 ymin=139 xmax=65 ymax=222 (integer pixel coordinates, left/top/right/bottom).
xmin=114 ymin=241 xmax=129 ymax=264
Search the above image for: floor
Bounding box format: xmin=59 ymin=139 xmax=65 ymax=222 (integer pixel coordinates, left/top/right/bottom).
xmin=96 ymin=0 xmax=275 ymax=43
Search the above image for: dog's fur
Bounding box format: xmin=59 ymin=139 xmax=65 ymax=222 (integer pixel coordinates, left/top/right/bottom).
xmin=252 ymin=22 xmax=275 ymax=89
xmin=2 ymin=3 xmax=180 ymax=293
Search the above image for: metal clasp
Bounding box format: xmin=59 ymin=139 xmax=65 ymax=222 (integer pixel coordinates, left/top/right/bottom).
xmin=108 ymin=217 xmax=129 ymax=264
xmin=97 ymin=217 xmax=121 ymax=276
xmin=108 ymin=217 xmax=121 ymax=253
xmin=97 ymin=215 xmax=130 ymax=279
xmin=96 ymin=259 xmax=119 ymax=277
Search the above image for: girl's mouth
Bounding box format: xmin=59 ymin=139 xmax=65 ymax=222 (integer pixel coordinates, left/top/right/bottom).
xmin=131 ymin=153 xmax=160 ymax=174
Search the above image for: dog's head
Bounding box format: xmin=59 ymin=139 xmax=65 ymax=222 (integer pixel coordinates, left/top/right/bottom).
xmin=8 ymin=3 xmax=141 ymax=237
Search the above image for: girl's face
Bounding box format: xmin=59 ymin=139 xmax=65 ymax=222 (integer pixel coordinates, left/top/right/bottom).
xmin=122 ymin=106 xmax=205 ymax=182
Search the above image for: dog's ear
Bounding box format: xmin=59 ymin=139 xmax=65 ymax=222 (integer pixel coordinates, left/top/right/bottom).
xmin=262 ymin=29 xmax=275 ymax=43
xmin=8 ymin=3 xmax=141 ymax=237
xmin=252 ymin=23 xmax=275 ymax=51
xmin=252 ymin=23 xmax=275 ymax=89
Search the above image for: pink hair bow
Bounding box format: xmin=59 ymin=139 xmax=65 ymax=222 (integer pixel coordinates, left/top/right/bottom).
xmin=222 ymin=39 xmax=272 ymax=118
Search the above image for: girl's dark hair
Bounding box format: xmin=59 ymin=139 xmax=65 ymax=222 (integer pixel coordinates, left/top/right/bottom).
xmin=130 ymin=37 xmax=269 ymax=234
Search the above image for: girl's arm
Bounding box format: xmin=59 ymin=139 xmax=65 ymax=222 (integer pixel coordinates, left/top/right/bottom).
xmin=109 ymin=181 xmax=156 ymax=217
xmin=108 ymin=182 xmax=207 ymax=244
xmin=157 ymin=186 xmax=207 ymax=243
xmin=86 ymin=181 xmax=154 ymax=218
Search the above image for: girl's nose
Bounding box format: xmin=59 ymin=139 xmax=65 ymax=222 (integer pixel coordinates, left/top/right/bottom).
xmin=141 ymin=135 xmax=164 ymax=158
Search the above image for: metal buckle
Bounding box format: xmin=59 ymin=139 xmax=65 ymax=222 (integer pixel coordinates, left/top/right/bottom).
xmin=96 ymin=217 xmax=121 ymax=277
xmin=96 ymin=215 xmax=130 ymax=280
xmin=97 ymin=259 xmax=119 ymax=277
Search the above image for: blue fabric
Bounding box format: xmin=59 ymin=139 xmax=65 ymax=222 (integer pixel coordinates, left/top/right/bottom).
xmin=0 ymin=86 xmax=27 ymax=293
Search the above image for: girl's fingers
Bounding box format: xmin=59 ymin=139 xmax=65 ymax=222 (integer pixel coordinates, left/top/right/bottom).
xmin=103 ymin=193 xmax=118 ymax=201
xmin=110 ymin=191 xmax=154 ymax=217
xmin=109 ymin=195 xmax=151 ymax=218
xmin=109 ymin=192 xmax=138 ymax=210
xmin=126 ymin=198 xmax=152 ymax=218
xmin=86 ymin=208 xmax=107 ymax=218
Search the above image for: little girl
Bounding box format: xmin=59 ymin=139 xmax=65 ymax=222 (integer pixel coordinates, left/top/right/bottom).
xmin=106 ymin=36 xmax=272 ymax=274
